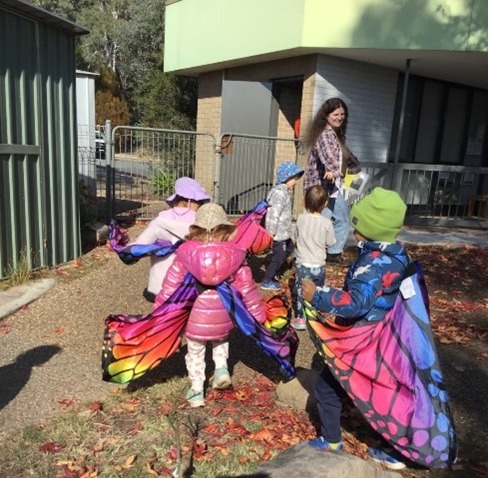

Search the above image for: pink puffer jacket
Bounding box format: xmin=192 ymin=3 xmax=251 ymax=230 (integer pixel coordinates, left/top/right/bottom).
xmin=155 ymin=240 xmax=266 ymax=341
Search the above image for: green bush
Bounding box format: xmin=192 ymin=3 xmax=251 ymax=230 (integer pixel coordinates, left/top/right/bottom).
xmin=151 ymin=170 xmax=177 ymax=197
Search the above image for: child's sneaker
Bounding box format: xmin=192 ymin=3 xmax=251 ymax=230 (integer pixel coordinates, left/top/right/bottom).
xmin=260 ymin=280 xmax=281 ymax=291
xmin=186 ymin=389 xmax=205 ymax=408
xmin=368 ymin=447 xmax=406 ymax=470
xmin=212 ymin=367 xmax=232 ymax=389
xmin=291 ymin=316 xmax=306 ymax=331
xmin=308 ymin=436 xmax=343 ymax=451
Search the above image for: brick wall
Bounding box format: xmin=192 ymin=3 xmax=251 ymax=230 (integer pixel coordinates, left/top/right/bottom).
xmin=195 ymin=56 xmax=320 ymax=213
xmin=195 ymin=71 xmax=223 ymax=198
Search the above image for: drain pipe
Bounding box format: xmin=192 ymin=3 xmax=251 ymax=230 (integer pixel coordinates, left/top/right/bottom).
xmin=391 ymin=58 xmax=411 ymax=190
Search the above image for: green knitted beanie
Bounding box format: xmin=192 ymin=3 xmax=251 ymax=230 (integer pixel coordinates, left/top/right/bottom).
xmin=349 ymin=187 xmax=407 ymax=242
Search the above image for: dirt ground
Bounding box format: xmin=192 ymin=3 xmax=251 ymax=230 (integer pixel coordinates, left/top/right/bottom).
xmin=1 ymin=227 xmax=487 ymax=477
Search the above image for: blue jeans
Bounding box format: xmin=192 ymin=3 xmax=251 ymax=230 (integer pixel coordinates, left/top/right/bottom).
xmin=321 ymin=191 xmax=350 ymax=255
xmin=294 ymin=264 xmax=325 ymax=319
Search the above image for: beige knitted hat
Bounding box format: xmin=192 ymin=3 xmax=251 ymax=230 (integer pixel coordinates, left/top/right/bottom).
xmin=194 ymin=203 xmax=233 ymax=230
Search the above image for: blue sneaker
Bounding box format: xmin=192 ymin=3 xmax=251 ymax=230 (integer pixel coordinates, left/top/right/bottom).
xmin=260 ymin=280 xmax=281 ymax=291
xmin=308 ymin=436 xmax=343 ymax=451
xmin=186 ymin=389 xmax=205 ymax=408
xmin=212 ymin=367 xmax=232 ymax=389
xmin=368 ymin=447 xmax=406 ymax=470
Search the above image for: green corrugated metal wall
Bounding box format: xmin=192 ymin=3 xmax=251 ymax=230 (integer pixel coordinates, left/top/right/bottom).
xmin=0 ymin=6 xmax=81 ymax=279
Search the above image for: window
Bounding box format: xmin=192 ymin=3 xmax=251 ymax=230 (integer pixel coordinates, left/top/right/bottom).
xmin=391 ymin=75 xmax=487 ymax=166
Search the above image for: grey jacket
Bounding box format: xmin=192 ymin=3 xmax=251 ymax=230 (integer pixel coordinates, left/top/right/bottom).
xmin=265 ymin=184 xmax=293 ymax=242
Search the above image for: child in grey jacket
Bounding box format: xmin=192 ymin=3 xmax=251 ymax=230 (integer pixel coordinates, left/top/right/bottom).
xmin=261 ymin=162 xmax=304 ymax=291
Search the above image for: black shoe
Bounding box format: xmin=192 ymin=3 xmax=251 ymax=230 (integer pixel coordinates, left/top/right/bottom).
xmin=327 ymin=253 xmax=343 ymax=263
xmin=143 ymin=288 xmax=156 ymax=303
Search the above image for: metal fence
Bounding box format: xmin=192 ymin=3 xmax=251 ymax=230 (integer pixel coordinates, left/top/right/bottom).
xmin=394 ymin=164 xmax=488 ymax=225
xmin=80 ymin=125 xmax=488 ymax=228
xmin=96 ymin=124 xmax=217 ymax=221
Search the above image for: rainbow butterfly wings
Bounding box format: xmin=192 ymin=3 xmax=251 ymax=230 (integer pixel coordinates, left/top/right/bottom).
xmin=304 ymin=261 xmax=457 ymax=468
xmin=102 ymin=275 xmax=298 ymax=384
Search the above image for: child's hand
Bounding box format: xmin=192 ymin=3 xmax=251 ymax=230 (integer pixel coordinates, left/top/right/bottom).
xmin=301 ymin=280 xmax=317 ymax=303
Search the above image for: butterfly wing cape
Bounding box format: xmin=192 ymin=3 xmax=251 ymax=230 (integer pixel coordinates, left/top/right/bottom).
xmin=108 ymin=220 xmax=179 ymax=265
xmin=216 ymin=283 xmax=298 ymax=381
xmin=103 ymin=276 xmax=298 ymax=384
xmin=102 ymin=272 xmax=197 ymax=383
xmin=108 ymin=200 xmax=270 ymax=262
xmin=304 ymin=261 xmax=457 ymax=468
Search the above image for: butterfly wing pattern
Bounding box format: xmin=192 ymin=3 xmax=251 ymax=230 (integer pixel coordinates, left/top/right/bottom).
xmin=102 ymin=272 xmax=197 ymax=383
xmin=235 ymin=199 xmax=268 ymax=226
xmin=103 ymin=274 xmax=298 ymax=383
xmin=217 ymin=283 xmax=298 ymax=381
xmin=304 ymin=261 xmax=457 ymax=468
xmin=108 ymin=220 xmax=179 ymax=265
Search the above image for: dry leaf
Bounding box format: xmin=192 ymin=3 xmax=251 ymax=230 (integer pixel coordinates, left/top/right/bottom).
xmin=122 ymin=454 xmax=137 ymax=468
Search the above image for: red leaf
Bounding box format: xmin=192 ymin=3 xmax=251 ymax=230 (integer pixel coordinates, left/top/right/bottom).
xmin=157 ymin=401 xmax=173 ymax=416
xmin=58 ymin=399 xmax=75 ymax=407
xmin=166 ymin=445 xmax=178 ymax=461
xmin=193 ymin=439 xmax=207 ymax=459
xmin=0 ymin=323 xmax=10 ymax=335
xmin=89 ymin=401 xmax=103 ymax=412
xmin=39 ymin=441 xmax=64 ymax=453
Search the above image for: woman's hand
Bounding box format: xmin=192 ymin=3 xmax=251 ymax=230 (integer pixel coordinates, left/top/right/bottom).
xmin=324 ymin=171 xmax=335 ymax=182
xmin=302 ymin=279 xmax=317 ymax=303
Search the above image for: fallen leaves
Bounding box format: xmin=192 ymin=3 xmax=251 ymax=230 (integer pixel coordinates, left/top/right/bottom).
xmin=0 ymin=322 xmax=10 ymax=335
xmin=179 ymin=378 xmax=316 ymax=465
xmin=39 ymin=441 xmax=64 ymax=453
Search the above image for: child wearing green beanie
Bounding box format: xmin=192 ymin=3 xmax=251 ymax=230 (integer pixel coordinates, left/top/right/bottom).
xmin=349 ymin=187 xmax=407 ymax=243
xmin=302 ymin=187 xmax=410 ymax=469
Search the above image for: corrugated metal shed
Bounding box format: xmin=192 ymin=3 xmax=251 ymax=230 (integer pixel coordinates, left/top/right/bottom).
xmin=0 ymin=0 xmax=88 ymax=279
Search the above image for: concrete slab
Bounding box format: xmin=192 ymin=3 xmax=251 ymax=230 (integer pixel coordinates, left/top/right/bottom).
xmin=0 ymin=279 xmax=56 ymax=319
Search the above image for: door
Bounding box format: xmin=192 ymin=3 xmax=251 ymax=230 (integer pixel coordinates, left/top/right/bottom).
xmin=219 ymin=80 xmax=275 ymax=213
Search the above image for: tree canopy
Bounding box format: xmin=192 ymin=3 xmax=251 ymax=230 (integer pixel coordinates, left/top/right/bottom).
xmin=30 ymin=0 xmax=197 ymax=129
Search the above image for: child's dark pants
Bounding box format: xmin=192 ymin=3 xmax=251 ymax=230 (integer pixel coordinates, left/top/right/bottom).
xmin=263 ymin=238 xmax=294 ymax=282
xmin=314 ymin=365 xmax=347 ymax=443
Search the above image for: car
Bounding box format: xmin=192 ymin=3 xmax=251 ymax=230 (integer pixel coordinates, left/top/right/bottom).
xmin=95 ymin=130 xmax=105 ymax=159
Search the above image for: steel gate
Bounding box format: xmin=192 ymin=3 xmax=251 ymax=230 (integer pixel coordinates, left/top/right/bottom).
xmin=101 ymin=123 xmax=217 ymax=221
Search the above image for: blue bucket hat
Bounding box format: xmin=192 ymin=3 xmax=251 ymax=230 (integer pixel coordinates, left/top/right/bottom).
xmin=275 ymin=162 xmax=304 ymax=185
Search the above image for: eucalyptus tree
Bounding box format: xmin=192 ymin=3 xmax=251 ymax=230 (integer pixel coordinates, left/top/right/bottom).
xmin=29 ymin=0 xmax=197 ymax=128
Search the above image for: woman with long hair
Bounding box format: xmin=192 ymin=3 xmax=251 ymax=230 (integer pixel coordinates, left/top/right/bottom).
xmin=303 ymin=98 xmax=360 ymax=261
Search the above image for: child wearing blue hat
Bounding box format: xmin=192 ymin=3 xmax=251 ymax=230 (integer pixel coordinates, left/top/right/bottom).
xmin=261 ymin=162 xmax=304 ymax=291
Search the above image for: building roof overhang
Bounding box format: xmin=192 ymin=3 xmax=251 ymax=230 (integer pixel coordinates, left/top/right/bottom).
xmin=0 ymin=0 xmax=89 ymax=35
xmin=173 ymin=47 xmax=488 ymax=90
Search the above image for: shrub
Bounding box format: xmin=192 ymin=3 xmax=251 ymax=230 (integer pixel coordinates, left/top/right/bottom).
xmin=151 ymin=170 xmax=177 ymax=197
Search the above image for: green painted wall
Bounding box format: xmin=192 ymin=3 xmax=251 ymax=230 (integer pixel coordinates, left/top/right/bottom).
xmin=165 ymin=0 xmax=487 ymax=73
xmin=165 ymin=0 xmax=305 ymax=72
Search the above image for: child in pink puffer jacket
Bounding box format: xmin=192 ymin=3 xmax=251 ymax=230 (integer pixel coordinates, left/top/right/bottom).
xmin=154 ymin=203 xmax=266 ymax=407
